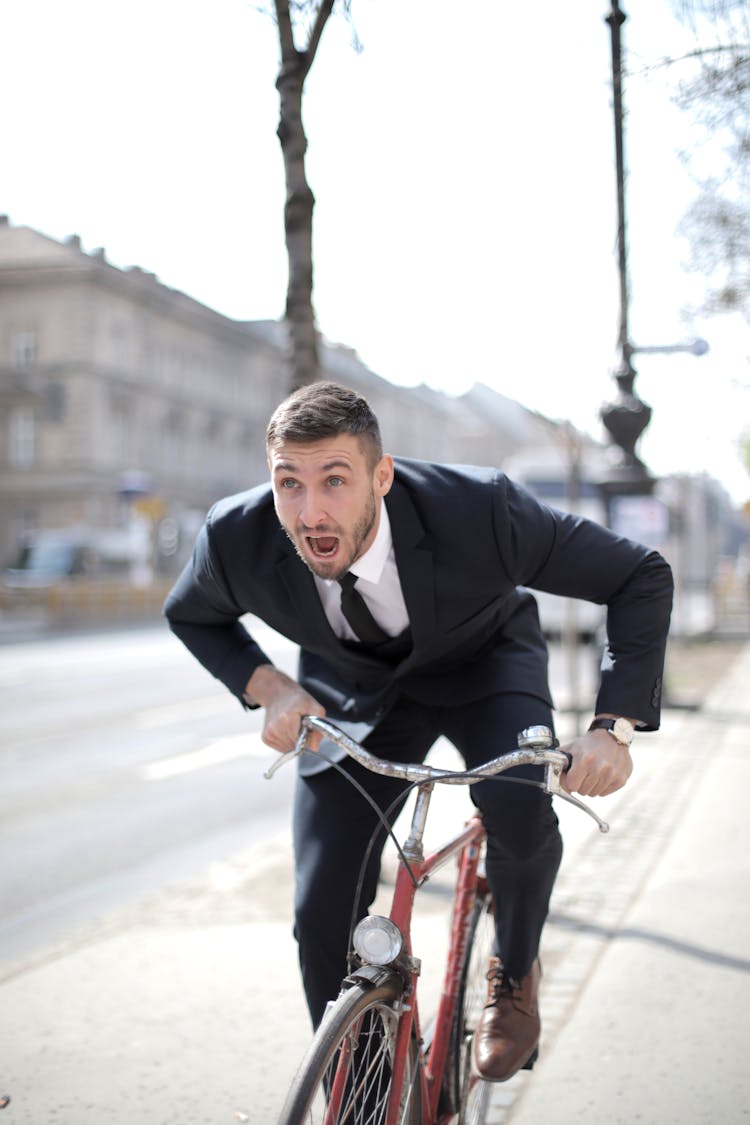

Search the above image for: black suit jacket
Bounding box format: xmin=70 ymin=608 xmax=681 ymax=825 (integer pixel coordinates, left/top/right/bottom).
xmin=164 ymin=458 xmax=673 ymax=731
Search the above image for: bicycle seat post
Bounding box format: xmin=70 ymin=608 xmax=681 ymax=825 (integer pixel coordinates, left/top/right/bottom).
xmin=401 ymin=782 xmax=434 ymax=863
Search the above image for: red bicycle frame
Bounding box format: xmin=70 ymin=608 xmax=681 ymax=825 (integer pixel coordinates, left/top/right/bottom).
xmin=385 ymin=785 xmax=487 ymax=1125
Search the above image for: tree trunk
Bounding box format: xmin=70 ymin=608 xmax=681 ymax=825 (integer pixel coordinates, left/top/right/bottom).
xmin=273 ymin=0 xmax=334 ymax=392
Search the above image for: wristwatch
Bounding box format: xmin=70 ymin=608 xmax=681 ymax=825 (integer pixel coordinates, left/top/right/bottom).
xmin=588 ymin=716 xmax=635 ymax=747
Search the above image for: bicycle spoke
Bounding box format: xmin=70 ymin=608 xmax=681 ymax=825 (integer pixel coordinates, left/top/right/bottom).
xmin=330 ymin=1014 xmax=392 ymax=1124
xmin=460 ymin=1071 xmax=492 ymax=1125
xmin=283 ymin=990 xmax=420 ymax=1125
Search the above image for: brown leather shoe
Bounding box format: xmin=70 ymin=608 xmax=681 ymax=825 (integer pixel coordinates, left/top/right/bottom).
xmin=471 ymin=957 xmax=541 ymax=1082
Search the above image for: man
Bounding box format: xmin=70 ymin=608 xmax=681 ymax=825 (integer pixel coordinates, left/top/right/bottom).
xmin=164 ymin=381 xmax=673 ymax=1082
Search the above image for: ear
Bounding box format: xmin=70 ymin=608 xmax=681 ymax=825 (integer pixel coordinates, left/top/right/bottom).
xmin=374 ymin=454 xmax=394 ymax=497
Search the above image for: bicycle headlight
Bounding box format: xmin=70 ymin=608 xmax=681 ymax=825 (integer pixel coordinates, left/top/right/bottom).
xmin=352 ymin=916 xmax=404 ymax=966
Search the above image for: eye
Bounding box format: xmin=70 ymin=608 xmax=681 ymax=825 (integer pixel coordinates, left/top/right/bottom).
xmin=279 ymin=478 xmax=298 ymax=490
xmin=327 ymin=475 xmax=345 ymax=487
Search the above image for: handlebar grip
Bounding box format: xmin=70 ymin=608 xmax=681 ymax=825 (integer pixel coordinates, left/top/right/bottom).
xmin=562 ymin=750 xmax=573 ymax=773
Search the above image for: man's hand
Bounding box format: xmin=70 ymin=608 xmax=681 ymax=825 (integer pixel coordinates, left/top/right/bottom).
xmin=243 ymin=665 xmax=326 ymax=754
xmin=559 ymin=728 xmax=633 ymax=798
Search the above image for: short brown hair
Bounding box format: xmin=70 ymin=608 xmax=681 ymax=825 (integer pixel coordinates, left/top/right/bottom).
xmin=266 ymin=382 xmax=383 ymax=466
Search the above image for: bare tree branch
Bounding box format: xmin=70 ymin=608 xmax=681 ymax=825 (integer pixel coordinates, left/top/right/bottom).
xmin=303 ymin=0 xmax=335 ymax=77
xmin=666 ymin=0 xmax=750 ymax=319
xmin=273 ymin=0 xmax=297 ymax=61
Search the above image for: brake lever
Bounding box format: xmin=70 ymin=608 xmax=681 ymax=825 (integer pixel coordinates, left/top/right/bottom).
xmin=543 ymin=753 xmax=610 ymax=834
xmin=263 ymin=748 xmax=302 ymax=779
xmin=263 ymin=724 xmax=311 ymax=780
xmin=555 ymin=790 xmax=610 ymax=833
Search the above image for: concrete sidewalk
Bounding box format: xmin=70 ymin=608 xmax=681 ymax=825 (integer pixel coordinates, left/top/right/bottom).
xmin=1 ymin=644 xmax=749 ymax=1124
xmin=504 ymin=641 xmax=750 ymax=1124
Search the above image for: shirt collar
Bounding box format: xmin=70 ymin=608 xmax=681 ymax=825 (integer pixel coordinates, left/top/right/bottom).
xmin=350 ymin=499 xmax=393 ymax=584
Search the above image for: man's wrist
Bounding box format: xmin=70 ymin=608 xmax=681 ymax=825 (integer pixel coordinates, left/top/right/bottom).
xmin=243 ymin=662 xmax=288 ymax=708
xmin=588 ymin=715 xmax=636 ymax=747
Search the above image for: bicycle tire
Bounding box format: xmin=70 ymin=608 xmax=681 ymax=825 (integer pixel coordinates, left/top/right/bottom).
xmin=447 ymin=891 xmax=495 ymax=1125
xmin=278 ymin=974 xmax=423 ymax=1125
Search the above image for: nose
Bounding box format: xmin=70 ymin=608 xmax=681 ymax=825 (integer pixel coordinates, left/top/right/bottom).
xmin=298 ymin=488 xmax=329 ymax=530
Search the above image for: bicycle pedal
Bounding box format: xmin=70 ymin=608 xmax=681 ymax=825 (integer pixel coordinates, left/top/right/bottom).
xmin=521 ymin=1046 xmax=539 ymax=1071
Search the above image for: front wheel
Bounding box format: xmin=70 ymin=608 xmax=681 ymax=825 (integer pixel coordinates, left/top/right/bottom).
xmin=278 ymin=974 xmax=422 ymax=1125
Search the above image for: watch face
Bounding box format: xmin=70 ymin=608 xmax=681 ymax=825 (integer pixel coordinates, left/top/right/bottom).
xmin=613 ymin=717 xmax=634 ymax=745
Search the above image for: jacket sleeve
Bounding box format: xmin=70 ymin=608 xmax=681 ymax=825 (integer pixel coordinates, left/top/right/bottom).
xmin=163 ymin=517 xmax=272 ymax=706
xmin=495 ymin=474 xmax=674 ymax=730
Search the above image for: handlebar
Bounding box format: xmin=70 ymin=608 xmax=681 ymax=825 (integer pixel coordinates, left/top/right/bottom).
xmin=264 ymin=716 xmax=609 ymax=833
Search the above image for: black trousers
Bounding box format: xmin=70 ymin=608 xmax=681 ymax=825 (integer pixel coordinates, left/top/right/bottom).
xmin=292 ymin=693 xmax=563 ymax=1029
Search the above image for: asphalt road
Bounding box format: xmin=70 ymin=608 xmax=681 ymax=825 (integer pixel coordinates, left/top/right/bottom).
xmin=0 ymin=620 xmax=300 ymax=968
xmin=0 ymin=619 xmax=597 ymax=972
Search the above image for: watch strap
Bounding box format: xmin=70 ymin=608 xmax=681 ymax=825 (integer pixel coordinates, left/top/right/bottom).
xmin=588 ymin=716 xmax=634 ymax=747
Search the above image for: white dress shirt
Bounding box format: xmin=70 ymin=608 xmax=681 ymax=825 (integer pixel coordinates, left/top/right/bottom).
xmin=314 ymin=502 xmax=409 ymax=641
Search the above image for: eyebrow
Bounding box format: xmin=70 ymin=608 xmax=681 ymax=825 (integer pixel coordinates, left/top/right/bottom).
xmin=272 ymin=458 xmax=353 ymax=475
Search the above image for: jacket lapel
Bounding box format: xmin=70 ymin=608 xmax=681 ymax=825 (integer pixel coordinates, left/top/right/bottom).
xmin=274 ymin=544 xmax=335 ymax=643
xmin=385 ymin=483 xmax=436 ymax=659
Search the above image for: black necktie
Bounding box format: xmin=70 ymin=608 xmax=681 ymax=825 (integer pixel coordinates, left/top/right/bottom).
xmin=338 ymin=572 xmax=390 ymax=646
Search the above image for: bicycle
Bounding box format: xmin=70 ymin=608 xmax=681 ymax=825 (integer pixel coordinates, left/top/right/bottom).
xmin=267 ymin=715 xmax=610 ymax=1125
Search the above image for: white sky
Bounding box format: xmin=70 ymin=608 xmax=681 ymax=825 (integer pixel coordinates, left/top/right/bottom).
xmin=4 ymin=0 xmax=749 ymax=502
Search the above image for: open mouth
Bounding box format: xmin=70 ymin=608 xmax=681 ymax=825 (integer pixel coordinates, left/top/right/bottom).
xmin=307 ymin=535 xmax=339 ymax=559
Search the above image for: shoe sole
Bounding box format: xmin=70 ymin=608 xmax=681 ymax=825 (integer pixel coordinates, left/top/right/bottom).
xmin=472 ymin=1042 xmax=539 ymax=1082
xmin=521 ymin=1046 xmax=539 ymax=1071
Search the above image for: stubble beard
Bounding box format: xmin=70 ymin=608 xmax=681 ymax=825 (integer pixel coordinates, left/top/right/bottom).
xmin=286 ymin=488 xmax=378 ymax=581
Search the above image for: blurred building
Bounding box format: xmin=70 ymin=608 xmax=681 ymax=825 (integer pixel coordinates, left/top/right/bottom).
xmin=0 ymin=218 xmax=283 ymax=568
xmin=2 ymin=217 xmax=746 ymax=634
xmin=0 ymin=217 xmax=560 ymax=574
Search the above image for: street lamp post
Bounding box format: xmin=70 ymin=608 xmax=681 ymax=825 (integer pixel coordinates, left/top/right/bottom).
xmin=599 ymin=0 xmax=655 ymax=515
xmin=599 ymin=2 xmax=709 ymax=524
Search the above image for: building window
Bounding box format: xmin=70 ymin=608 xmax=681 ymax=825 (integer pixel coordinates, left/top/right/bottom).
xmin=42 ymin=382 xmax=66 ymax=423
xmin=110 ymin=391 xmax=134 ymax=466
xmin=11 ymin=331 xmax=37 ymax=369
xmin=9 ymin=406 xmax=36 ymax=468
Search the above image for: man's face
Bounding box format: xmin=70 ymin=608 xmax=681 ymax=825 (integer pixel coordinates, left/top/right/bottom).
xmin=269 ymin=434 xmax=394 ymax=580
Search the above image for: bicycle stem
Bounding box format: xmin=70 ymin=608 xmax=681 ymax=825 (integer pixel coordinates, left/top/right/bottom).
xmin=400 ymin=783 xmax=434 ymax=864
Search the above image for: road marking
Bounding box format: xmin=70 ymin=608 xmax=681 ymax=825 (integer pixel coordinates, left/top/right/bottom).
xmin=142 ymin=733 xmax=272 ymax=780
xmin=135 ymin=696 xmax=235 ymax=728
